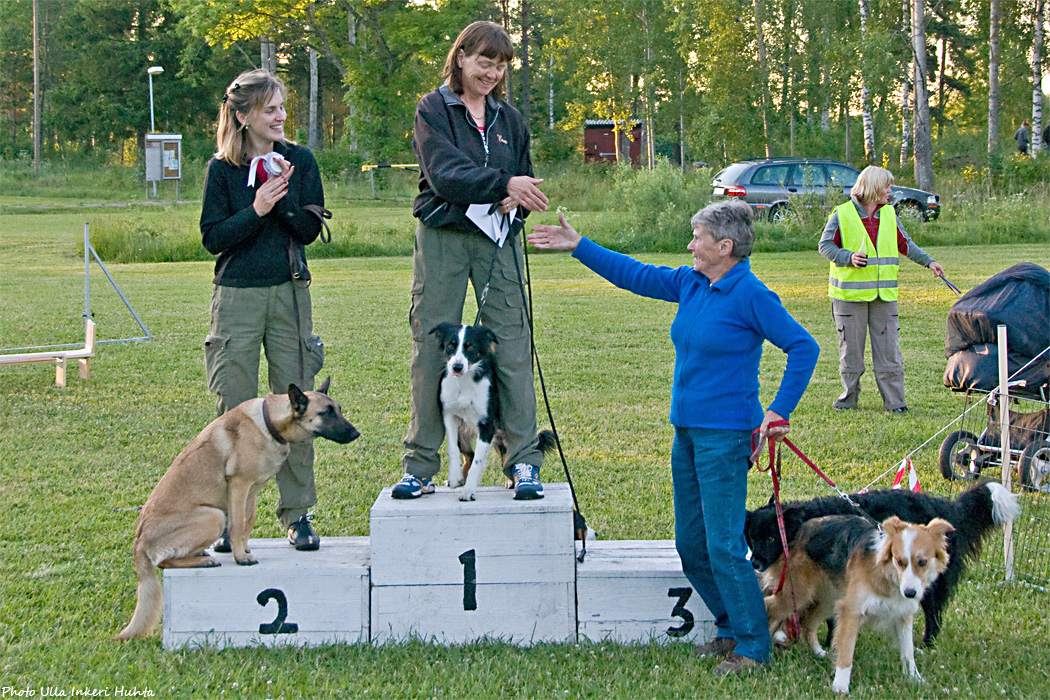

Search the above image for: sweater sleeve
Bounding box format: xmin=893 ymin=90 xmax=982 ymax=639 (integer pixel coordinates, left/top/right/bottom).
xmin=744 ymin=287 xmax=820 ymax=419
xmin=200 ymin=159 xmax=265 ymax=255
xmin=274 ymin=147 xmax=324 ymax=245
xmin=818 ymin=211 xmax=854 ymax=267
xmin=414 ymin=99 xmax=511 ymax=205
xmin=897 ymin=219 xmax=934 ymax=267
xmin=572 ymin=236 xmax=685 ymax=303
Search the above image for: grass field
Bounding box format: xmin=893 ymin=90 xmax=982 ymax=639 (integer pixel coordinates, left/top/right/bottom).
xmin=1 ymin=203 xmax=1049 ymax=699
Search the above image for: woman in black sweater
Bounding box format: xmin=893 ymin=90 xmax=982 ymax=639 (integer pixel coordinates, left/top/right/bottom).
xmin=200 ymin=69 xmax=326 ymax=550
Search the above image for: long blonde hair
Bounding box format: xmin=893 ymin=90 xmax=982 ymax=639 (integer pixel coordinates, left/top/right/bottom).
xmin=215 ymin=69 xmax=288 ymax=165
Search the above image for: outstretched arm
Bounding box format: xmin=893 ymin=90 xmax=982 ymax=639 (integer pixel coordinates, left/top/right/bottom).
xmin=527 ymin=213 xmax=581 ymax=250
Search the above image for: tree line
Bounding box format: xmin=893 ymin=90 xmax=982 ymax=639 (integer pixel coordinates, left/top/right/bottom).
xmin=1 ymin=0 xmax=1046 ymax=187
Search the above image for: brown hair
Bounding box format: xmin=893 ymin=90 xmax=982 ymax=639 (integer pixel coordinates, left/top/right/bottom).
xmin=214 ymin=69 xmax=288 ymax=165
xmin=442 ymin=21 xmax=514 ymax=99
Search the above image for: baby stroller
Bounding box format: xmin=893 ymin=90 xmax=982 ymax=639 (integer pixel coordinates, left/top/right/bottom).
xmin=939 ymin=263 xmax=1050 ymax=491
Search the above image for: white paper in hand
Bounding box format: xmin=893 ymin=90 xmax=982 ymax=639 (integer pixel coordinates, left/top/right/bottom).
xmin=466 ymin=203 xmax=517 ymax=247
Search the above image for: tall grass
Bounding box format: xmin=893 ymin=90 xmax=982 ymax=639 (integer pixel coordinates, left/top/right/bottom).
xmin=6 ymin=157 xmax=1049 ymax=263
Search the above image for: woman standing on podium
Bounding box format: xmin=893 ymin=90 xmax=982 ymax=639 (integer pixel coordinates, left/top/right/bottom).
xmin=200 ymin=69 xmax=327 ymax=551
xmin=391 ymin=21 xmax=550 ymax=501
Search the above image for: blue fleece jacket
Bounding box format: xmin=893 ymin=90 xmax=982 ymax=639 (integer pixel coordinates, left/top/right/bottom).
xmin=572 ymin=237 xmax=820 ymax=430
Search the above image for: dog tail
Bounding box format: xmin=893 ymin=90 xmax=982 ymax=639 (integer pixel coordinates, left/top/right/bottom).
xmin=114 ymin=540 xmax=163 ymax=641
xmin=537 ymin=429 xmax=558 ymax=455
xmin=951 ymin=481 xmax=1021 ymax=563
xmin=984 ymin=481 xmax=1021 ymax=526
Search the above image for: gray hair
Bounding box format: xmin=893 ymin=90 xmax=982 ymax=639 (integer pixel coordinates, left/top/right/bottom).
xmin=690 ymin=199 xmax=755 ymax=259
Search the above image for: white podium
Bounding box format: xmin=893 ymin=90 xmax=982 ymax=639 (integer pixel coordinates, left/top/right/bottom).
xmin=162 ymin=537 xmax=370 ymax=649
xmin=576 ymin=540 xmax=716 ymax=644
xmin=369 ymin=483 xmax=576 ymax=644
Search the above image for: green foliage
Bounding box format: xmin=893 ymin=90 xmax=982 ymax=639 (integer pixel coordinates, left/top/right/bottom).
xmin=596 ymin=159 xmax=710 ymax=251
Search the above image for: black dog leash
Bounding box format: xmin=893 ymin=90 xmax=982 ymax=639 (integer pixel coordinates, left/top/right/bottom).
xmin=473 ymin=218 xmax=590 ymax=563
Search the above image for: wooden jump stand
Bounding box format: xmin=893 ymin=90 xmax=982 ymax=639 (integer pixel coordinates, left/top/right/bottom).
xmin=0 ymin=318 xmax=96 ymax=387
xmin=0 ymin=223 xmax=150 ymax=387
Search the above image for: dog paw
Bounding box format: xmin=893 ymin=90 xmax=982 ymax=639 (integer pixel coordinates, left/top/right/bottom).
xmin=235 ymin=555 xmax=258 ymax=566
xmin=831 ymin=682 xmax=850 ymax=695
xmin=447 ymin=476 xmax=464 ymax=488
xmin=201 ymin=556 xmax=221 ymax=568
xmin=456 ymin=489 xmax=476 ymax=502
xmin=813 ymin=646 xmax=827 ymax=659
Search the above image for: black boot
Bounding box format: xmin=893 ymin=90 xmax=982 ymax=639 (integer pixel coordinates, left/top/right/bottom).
xmin=213 ymin=528 xmax=231 ymax=553
xmin=287 ymin=514 xmax=320 ymax=551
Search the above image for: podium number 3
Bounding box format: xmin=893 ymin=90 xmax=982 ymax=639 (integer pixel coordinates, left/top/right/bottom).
xmin=666 ymin=587 xmax=694 ymax=637
xmin=257 ymin=588 xmax=299 ymax=634
xmin=459 ymin=549 xmax=477 ymax=611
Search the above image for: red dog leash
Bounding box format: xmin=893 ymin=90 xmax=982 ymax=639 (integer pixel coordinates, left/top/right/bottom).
xmin=750 ymin=420 xmax=801 ymax=641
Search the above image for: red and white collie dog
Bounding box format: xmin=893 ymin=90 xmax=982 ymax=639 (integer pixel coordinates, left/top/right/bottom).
xmin=764 ymin=514 xmax=954 ymax=695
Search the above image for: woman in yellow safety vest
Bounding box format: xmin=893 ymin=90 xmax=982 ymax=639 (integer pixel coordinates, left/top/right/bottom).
xmin=818 ymin=166 xmax=945 ymax=413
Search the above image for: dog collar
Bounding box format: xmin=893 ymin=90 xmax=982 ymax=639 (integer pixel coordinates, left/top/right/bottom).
xmin=261 ymin=400 xmax=288 ymax=445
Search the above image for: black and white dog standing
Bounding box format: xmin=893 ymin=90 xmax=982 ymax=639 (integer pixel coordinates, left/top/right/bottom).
xmin=430 ymin=323 xmax=504 ymax=502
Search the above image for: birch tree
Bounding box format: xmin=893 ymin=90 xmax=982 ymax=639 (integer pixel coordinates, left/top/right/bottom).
xmin=1033 ymin=0 xmax=1045 ymax=153
xmin=912 ymin=0 xmax=935 ymax=190
xmin=859 ymin=0 xmax=875 ymax=163
xmin=989 ymin=0 xmax=1001 ymax=153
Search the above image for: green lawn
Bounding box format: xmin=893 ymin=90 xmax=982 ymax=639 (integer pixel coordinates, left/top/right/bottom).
xmin=1 ymin=206 xmax=1048 ymax=699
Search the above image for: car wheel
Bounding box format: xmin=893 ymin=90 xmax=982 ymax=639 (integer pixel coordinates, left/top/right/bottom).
xmin=769 ymin=204 xmax=790 ymax=225
xmin=938 ymin=430 xmax=982 ymax=481
xmin=894 ymin=200 xmax=926 ymax=222
xmin=1020 ymin=440 xmax=1050 ymax=492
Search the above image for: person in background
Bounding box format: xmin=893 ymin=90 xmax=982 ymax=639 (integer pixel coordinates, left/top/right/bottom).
xmin=392 ymin=21 xmax=550 ymax=500
xmin=1014 ymin=120 xmax=1030 ymax=155
xmin=819 ymin=165 xmax=945 ymax=414
xmin=200 ymin=69 xmax=327 ymax=551
xmin=528 ymin=200 xmax=820 ymax=676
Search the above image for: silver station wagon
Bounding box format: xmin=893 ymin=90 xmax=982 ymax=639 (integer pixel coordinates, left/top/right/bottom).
xmin=711 ymin=158 xmax=941 ymax=223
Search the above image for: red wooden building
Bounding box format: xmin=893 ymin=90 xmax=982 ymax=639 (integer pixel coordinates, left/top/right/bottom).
xmin=583 ymin=120 xmax=642 ymax=166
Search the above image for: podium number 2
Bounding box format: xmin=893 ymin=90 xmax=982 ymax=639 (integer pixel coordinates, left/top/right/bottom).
xmin=257 ymin=588 xmax=299 ymax=634
xmin=459 ymin=549 xmax=477 ymax=611
xmin=666 ymin=587 xmax=694 ymax=637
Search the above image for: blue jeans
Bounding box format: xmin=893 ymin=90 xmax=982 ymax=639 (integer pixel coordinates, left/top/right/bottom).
xmin=671 ymin=425 xmax=771 ymax=663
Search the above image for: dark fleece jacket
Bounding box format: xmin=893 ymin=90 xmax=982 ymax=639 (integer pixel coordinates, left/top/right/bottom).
xmin=412 ymin=84 xmax=534 ymax=233
xmin=200 ymin=140 xmax=324 ymax=287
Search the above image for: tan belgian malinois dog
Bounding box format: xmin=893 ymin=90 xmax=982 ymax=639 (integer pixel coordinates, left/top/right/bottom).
xmin=115 ymin=377 xmax=359 ymax=641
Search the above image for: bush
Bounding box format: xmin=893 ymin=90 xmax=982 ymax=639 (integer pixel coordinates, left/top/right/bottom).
xmin=596 ymin=159 xmax=710 ymax=251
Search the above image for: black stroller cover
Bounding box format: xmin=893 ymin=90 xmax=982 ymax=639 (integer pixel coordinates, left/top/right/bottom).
xmin=943 ymin=262 xmax=1050 ymax=398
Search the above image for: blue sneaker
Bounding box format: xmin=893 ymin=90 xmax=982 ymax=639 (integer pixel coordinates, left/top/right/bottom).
xmin=513 ymin=463 xmax=544 ymax=500
xmin=391 ymin=474 xmax=435 ymax=499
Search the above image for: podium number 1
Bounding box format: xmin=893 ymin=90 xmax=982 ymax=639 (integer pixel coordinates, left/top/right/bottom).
xmin=459 ymin=549 xmax=477 ymax=611
xmin=666 ymin=587 xmax=694 ymax=637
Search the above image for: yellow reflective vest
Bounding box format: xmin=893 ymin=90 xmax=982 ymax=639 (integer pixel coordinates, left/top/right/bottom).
xmin=827 ymin=202 xmax=899 ymax=302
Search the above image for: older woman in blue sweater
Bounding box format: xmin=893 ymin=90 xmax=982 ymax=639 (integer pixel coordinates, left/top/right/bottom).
xmin=528 ymin=200 xmax=819 ymax=675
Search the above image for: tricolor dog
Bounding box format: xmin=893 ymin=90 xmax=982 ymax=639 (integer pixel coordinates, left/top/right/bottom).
xmin=763 ymin=514 xmax=955 ymax=694
xmin=115 ymin=379 xmax=359 ymax=641
xmin=430 ymin=323 xmax=555 ymax=501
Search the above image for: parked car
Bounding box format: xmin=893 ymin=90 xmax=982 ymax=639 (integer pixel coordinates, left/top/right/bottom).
xmin=710 ymin=158 xmax=940 ymax=223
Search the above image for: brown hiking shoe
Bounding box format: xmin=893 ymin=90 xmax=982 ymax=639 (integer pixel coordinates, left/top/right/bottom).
xmin=694 ymin=637 xmax=737 ymax=659
xmin=713 ymin=653 xmax=767 ymax=676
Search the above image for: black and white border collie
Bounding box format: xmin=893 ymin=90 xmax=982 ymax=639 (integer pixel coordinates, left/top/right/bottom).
xmin=430 ymin=323 xmax=556 ymax=502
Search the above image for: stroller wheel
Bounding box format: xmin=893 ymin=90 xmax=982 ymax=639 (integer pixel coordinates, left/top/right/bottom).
xmin=1020 ymin=440 xmax=1050 ymax=493
xmin=939 ymin=430 xmax=982 ymax=481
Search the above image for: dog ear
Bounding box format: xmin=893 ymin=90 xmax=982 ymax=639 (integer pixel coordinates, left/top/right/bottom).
xmin=881 ymin=516 xmax=907 ymax=536
xmin=316 ymin=376 xmax=331 ymax=395
xmin=925 ymin=517 xmax=955 ymax=540
xmin=288 ymin=384 xmax=309 ymax=417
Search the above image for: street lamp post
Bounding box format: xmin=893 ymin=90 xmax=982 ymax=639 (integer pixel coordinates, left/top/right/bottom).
xmin=147 ymin=66 xmax=163 ymax=196
xmin=147 ymin=65 xmax=163 ymax=133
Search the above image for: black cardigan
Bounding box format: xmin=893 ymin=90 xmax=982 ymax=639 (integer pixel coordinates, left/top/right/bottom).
xmin=200 ymin=141 xmax=324 ymax=287
xmin=412 ymin=84 xmax=534 ymax=233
